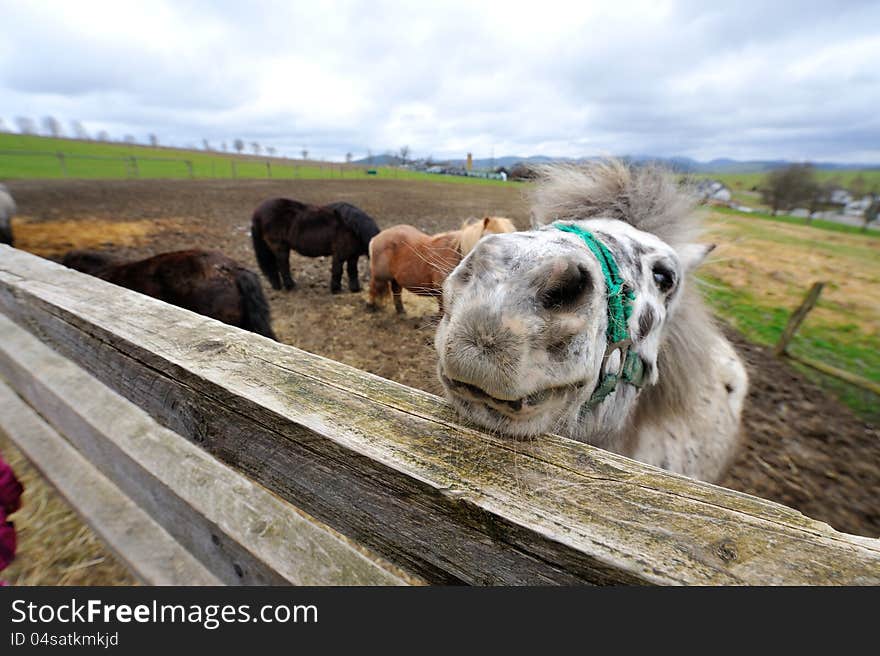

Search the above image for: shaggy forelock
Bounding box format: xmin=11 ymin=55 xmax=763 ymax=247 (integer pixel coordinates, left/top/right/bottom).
xmin=529 ymin=159 xmax=699 ymax=250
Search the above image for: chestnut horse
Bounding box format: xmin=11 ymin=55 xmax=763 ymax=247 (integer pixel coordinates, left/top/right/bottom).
xmin=368 ymin=216 xmax=516 ymax=314
xmin=62 ymin=249 xmax=277 ymax=340
xmin=251 ymin=198 xmax=380 ymax=294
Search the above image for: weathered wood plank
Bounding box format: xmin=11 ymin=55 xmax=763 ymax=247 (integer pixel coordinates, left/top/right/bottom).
xmin=1 ymin=245 xmax=878 ymax=585
xmin=0 ymin=313 xmax=411 ymax=586
xmin=0 ymin=379 xmax=221 ymax=586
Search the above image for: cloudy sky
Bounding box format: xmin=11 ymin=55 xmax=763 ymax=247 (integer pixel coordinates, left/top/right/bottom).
xmin=1 ymin=0 xmax=878 ymax=163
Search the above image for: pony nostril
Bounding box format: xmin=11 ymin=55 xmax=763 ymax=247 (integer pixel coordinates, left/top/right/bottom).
xmin=539 ymin=262 xmax=592 ymax=310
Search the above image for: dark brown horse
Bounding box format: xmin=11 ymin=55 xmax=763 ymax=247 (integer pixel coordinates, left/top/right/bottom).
xmin=251 ymin=198 xmax=380 ymax=293
xmin=62 ymin=249 xmax=277 ymax=340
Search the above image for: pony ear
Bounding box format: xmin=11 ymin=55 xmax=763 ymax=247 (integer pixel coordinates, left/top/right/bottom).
xmin=482 ymin=216 xmax=490 ymax=228
xmin=678 ymin=243 xmax=715 ymax=272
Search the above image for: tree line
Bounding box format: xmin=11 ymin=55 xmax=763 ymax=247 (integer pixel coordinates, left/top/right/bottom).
xmin=760 ymin=163 xmax=879 ymax=231
xmin=0 ymin=115 xmax=285 ymax=159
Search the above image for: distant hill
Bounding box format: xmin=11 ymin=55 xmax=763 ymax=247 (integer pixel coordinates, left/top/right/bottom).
xmin=360 ymin=153 xmax=880 ymax=174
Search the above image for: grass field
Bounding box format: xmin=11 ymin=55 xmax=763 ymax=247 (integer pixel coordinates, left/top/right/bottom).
xmin=712 ymin=205 xmax=876 ymax=235
xmin=0 ymin=133 xmax=510 ymax=186
xmin=699 ymin=208 xmax=880 ymax=419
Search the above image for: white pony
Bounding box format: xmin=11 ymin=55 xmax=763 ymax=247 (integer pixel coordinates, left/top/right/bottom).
xmin=435 ymin=160 xmax=747 ymax=483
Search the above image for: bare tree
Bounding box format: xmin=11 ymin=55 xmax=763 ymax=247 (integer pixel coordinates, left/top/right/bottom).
xmin=806 ymin=181 xmax=834 ymax=221
xmin=399 ymin=145 xmax=410 ymax=165
xmin=148 ymin=133 xmax=159 ymax=147
xmin=15 ymin=116 xmax=36 ymax=135
xmin=266 ymin=146 xmax=276 ymax=157
xmin=864 ymin=196 xmax=880 ymax=233
xmin=850 ymin=174 xmax=867 ymax=199
xmin=367 ymin=149 xmax=374 ymax=165
xmin=42 ymin=115 xmax=63 ymax=137
xmin=71 ymin=120 xmax=89 ymax=140
xmin=96 ymin=130 xmax=109 ymax=141
xmin=345 ymin=152 xmax=353 ymax=164
xmin=251 ymin=142 xmax=261 ymax=155
xmin=221 ymin=142 xmax=227 ymax=152
xmin=760 ymin=164 xmax=817 ymax=215
xmin=301 ymin=148 xmax=309 ymax=160
xmin=233 ymin=139 xmax=244 ymax=154
xmin=202 ymin=138 xmax=212 ymax=151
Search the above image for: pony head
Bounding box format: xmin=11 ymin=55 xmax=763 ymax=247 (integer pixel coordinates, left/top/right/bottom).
xmin=435 ymin=161 xmax=713 ymax=440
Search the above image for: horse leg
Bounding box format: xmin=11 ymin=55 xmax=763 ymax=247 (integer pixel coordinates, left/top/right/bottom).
xmin=276 ymin=247 xmax=296 ymax=290
xmin=330 ymin=255 xmax=344 ymax=294
xmin=346 ymin=256 xmax=361 ymax=292
xmin=391 ymin=280 xmax=405 ymax=314
xmin=367 ymin=273 xmax=386 ymax=311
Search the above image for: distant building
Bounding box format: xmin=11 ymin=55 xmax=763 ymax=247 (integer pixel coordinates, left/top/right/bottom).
xmin=695 ymin=179 xmax=732 ymax=203
xmin=844 ymin=196 xmax=873 ymax=216
xmin=829 ymin=188 xmax=852 ymax=206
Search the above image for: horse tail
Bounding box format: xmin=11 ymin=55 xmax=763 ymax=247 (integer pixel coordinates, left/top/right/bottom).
xmin=235 ymin=268 xmax=277 ymax=340
xmin=328 ymin=202 xmax=380 ymax=255
xmin=0 ymin=188 xmax=15 ymax=247
xmin=251 ymin=211 xmax=281 ymax=290
xmin=0 ymin=218 xmax=12 ymax=247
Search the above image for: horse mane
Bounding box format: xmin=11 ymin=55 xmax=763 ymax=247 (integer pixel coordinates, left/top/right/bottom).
xmin=529 ymin=159 xmax=716 ymax=421
xmin=326 ymin=202 xmax=381 ymax=253
xmin=530 ymin=159 xmax=698 ymax=247
xmin=458 ymin=216 xmax=516 ymax=255
xmin=61 ymin=249 xmax=118 ymax=275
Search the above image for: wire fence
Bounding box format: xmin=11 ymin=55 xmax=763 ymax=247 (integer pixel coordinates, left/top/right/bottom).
xmin=0 ymin=149 xmax=372 ymax=181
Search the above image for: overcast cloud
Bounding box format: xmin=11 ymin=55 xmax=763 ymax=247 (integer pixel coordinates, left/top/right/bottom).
xmin=2 ymin=0 xmax=878 ymax=163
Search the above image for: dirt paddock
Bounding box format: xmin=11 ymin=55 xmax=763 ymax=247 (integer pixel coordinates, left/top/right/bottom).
xmin=2 ymin=178 xmax=878 ymax=584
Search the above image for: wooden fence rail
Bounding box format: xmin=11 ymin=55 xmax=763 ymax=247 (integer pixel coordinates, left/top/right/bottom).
xmin=0 ymin=245 xmax=878 ymax=585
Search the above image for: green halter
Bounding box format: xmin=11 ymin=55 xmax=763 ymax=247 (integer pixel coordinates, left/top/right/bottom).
xmin=554 ymin=222 xmax=647 ymax=409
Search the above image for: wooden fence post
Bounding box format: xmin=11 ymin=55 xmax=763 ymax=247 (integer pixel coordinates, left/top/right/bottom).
xmin=231 ymin=160 xmax=237 ymax=179
xmin=774 ymin=281 xmax=825 ymax=357
xmin=57 ymin=152 xmax=67 ymax=177
xmin=185 ymin=160 xmax=194 ymax=179
xmin=130 ymin=157 xmax=139 ymax=178
xmin=266 ymin=161 xmax=272 ymax=178
xmin=775 ymin=280 xmax=880 ymax=396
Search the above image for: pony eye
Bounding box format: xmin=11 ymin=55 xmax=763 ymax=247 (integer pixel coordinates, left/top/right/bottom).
xmin=651 ymin=265 xmax=675 ymax=293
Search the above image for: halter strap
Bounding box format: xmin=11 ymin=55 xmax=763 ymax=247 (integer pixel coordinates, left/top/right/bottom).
xmin=553 ymin=222 xmax=646 ymax=409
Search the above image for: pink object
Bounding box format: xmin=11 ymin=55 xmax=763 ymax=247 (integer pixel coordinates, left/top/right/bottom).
xmin=0 ymin=455 xmax=23 ymax=573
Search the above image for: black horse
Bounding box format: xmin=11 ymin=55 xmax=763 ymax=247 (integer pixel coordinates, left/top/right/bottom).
xmin=251 ymin=198 xmax=380 ymax=293
xmin=62 ymin=249 xmax=277 ymax=340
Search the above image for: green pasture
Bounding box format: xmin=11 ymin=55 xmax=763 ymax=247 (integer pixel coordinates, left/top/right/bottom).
xmin=712 ymin=205 xmax=877 ymax=236
xmin=0 ymin=133 xmax=509 ymax=186
xmin=699 ymin=209 xmax=880 ymax=421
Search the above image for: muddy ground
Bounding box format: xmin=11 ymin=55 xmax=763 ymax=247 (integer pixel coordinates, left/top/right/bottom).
xmin=5 ymin=178 xmax=879 ymax=542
